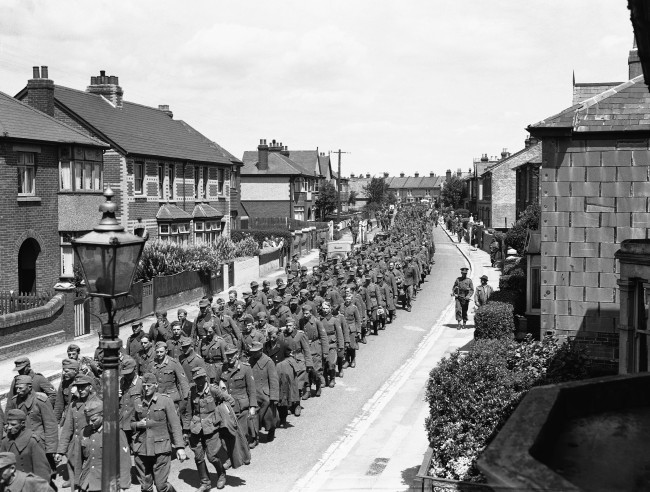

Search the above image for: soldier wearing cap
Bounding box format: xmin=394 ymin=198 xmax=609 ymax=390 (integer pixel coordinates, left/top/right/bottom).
xmin=54 ymin=373 xmax=99 ymax=489
xmin=119 ymin=356 xmax=141 ymax=445
xmin=287 ymin=297 xmax=302 ymax=326
xmin=149 ymin=310 xmax=173 ymax=343
xmin=362 ymin=275 xmax=384 ymax=335
xmin=0 ymin=451 xmax=53 ymax=492
xmin=452 ymin=267 xmax=474 ymax=329
xmin=221 ymin=346 xmax=257 ymax=445
xmin=130 ymin=373 xmax=187 ymax=492
xmin=151 ymin=342 xmax=190 ymax=411
xmin=474 ymin=274 xmax=493 ymax=308
xmin=268 ymin=278 xmax=284 ymax=301
xmin=79 ymin=400 xmax=131 ymax=491
xmin=136 ymin=335 xmax=155 ymax=375
xmin=255 ymin=312 xmax=274 ymax=339
xmin=5 ymin=376 xmax=58 ymax=472
xmin=0 ymin=409 xmax=50 ymax=481
xmin=298 ymin=305 xmax=327 ymax=398
xmin=174 ymin=308 xmax=194 ymax=338
xmin=165 ymin=322 xmax=185 ymax=361
xmin=341 ymin=293 xmax=361 ymax=369
xmin=9 ymin=358 xmax=56 ymax=408
xmin=269 ymin=296 xmax=292 ymax=328
xmin=320 ymin=302 xmax=345 ymax=388
xmin=66 ymin=344 xmax=81 ymax=361
xmin=297 ymin=289 xmax=314 ymax=316
xmin=248 ymin=341 xmax=279 ymax=444
xmin=197 ymin=326 xmax=227 ymax=384
xmin=244 ymin=291 xmax=266 ymax=320
xmin=240 ymin=314 xmax=265 ymax=360
xmin=378 ymin=272 xmax=396 ymax=325
xmin=225 ymin=289 xmax=239 ymax=316
xmin=289 ymin=253 xmax=301 ymax=276
xmin=194 ymin=298 xmax=214 ymax=344
xmin=126 ymin=321 xmax=146 ymax=358
xmin=53 ymin=359 xmax=80 ymax=424
xmin=212 ymin=305 xmax=242 ymax=349
xmin=179 ymin=337 xmax=207 ymax=388
xmin=182 ymin=367 xmax=237 ymax=491
xmin=402 ymin=256 xmax=418 ymax=311
xmin=250 ymin=280 xmax=267 ymax=307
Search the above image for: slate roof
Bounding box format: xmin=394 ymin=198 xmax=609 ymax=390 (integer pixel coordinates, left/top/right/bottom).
xmin=386 ymin=175 xmax=445 ymax=189
xmin=318 ymin=153 xmax=332 ymax=179
xmin=192 ymin=203 xmax=222 ymax=218
xmin=529 ymin=75 xmax=650 ymax=133
xmin=0 ymin=91 xmax=107 ymax=147
xmin=157 ymin=203 xmax=192 ymax=221
xmin=241 ymin=150 xmax=316 ymax=177
xmin=287 ymin=150 xmax=322 ymax=178
xmin=483 ymin=142 xmax=542 ymax=175
xmin=48 ymin=85 xmax=237 ymax=164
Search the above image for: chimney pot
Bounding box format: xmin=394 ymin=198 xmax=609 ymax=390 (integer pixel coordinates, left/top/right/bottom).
xmin=400 ymin=172 xmax=405 ymax=177
xmin=87 ymin=70 xmax=124 ymax=108
xmin=430 ymin=172 xmax=434 ymax=177
xmin=100 ymin=70 xmax=106 ymax=77
xmin=414 ymin=172 xmax=419 ymax=178
xmin=383 ymin=172 xmax=389 ymax=178
xmin=366 ymin=173 xmax=371 ymax=178
xmin=40 ymin=66 xmax=48 ymax=79
xmin=32 ymin=66 xmax=40 ymax=79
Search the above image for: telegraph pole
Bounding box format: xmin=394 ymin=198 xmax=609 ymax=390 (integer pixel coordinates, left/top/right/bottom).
xmin=330 ymin=149 xmax=349 ymax=224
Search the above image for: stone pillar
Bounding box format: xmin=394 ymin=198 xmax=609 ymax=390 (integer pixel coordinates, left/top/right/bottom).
xmin=54 ymin=282 xmax=77 ymax=339
xmin=617 ymin=279 xmax=636 ymax=374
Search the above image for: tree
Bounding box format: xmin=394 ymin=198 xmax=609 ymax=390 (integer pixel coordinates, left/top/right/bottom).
xmin=363 ymin=177 xmax=389 ymax=205
xmin=387 ymin=190 xmax=397 ymax=205
xmin=348 ymin=190 xmax=358 ymax=205
xmin=316 ymin=181 xmax=338 ymax=219
xmin=441 ymin=176 xmax=466 ymax=208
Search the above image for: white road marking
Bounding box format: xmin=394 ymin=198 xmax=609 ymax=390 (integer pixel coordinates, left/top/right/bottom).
xmin=291 ymin=299 xmax=456 ymax=492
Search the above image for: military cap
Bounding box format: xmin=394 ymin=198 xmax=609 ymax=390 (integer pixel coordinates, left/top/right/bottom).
xmin=249 ymin=341 xmax=264 ymax=353
xmin=14 ymin=375 xmax=32 ymax=386
xmin=62 ymin=359 xmax=80 ymax=370
xmin=225 ymin=346 xmax=238 ymax=356
xmin=228 ymin=288 xmax=237 ymax=295
xmin=216 ymin=298 xmax=225 ymax=304
xmin=256 ymin=312 xmax=267 ymax=320
xmin=6 ymin=409 xmax=26 ymax=422
xmin=263 ymin=280 xmax=271 ymax=287
xmin=0 ymin=452 xmax=16 ymax=468
xmin=309 ymin=285 xmax=317 ymax=292
xmin=73 ymin=374 xmax=93 ymax=386
xmin=301 ymin=304 xmax=312 ymax=312
xmin=192 ymin=367 xmax=207 ymax=380
xmin=299 ymin=288 xmax=309 ymax=295
xmin=14 ymin=357 xmax=30 ymax=369
xmin=142 ymin=373 xmax=158 ymax=385
xmin=242 ymin=291 xmax=252 ymax=298
xmin=321 ymin=301 xmax=331 ymax=310
xmin=199 ymin=298 xmax=210 ymax=308
xmin=121 ymin=356 xmax=137 ymax=375
xmin=84 ymin=400 xmax=103 ymax=417
xmin=266 ymin=325 xmax=278 ymax=337
xmin=250 ymin=280 xmax=259 ymax=287
xmin=377 ymin=273 xmax=384 ymax=278
xmin=460 ymin=267 xmax=469 ymax=272
xmin=177 ymin=308 xmax=187 ymax=315
xmin=276 ymin=278 xmax=284 ymax=286
xmin=235 ymin=300 xmax=246 ymax=307
xmin=290 ymin=297 xmax=299 ymax=305
xmin=132 ymin=321 xmax=143 ymax=328
xmin=273 ymin=295 xmax=283 ymax=303
xmin=180 ymin=337 xmax=193 ymax=347
xmin=480 ymin=275 xmax=489 ymax=281
xmin=154 ymin=341 xmax=167 ymax=350
xmin=292 ymin=253 xmax=299 ymax=258
xmin=67 ymin=343 xmax=81 ymax=352
xmin=155 ymin=310 xmax=167 ymax=317
xmin=243 ymin=314 xmax=255 ymax=324
xmin=287 ymin=274 xmax=295 ymax=281
xmin=301 ymin=266 xmax=308 ymax=271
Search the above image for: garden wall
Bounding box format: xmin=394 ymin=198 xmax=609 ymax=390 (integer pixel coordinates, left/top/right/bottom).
xmin=234 ymin=257 xmax=260 ymax=288
xmin=259 ymin=246 xmax=282 ymax=276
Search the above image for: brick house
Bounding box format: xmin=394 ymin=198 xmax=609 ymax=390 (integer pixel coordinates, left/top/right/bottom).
xmin=514 ymin=137 xmax=542 ymax=219
xmin=464 ymin=156 xmax=498 ymax=221
xmin=0 ymin=82 xmax=108 ymax=293
xmin=16 ymin=68 xmax=242 ymax=280
xmin=386 ymin=172 xmax=444 ymax=204
xmin=478 ymin=141 xmax=541 ymax=229
xmin=527 ymin=45 xmax=649 ymax=369
xmin=240 ymin=139 xmax=323 ymax=221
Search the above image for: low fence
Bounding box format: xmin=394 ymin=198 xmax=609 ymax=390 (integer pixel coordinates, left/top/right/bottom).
xmin=243 ymin=217 xmax=329 ymax=231
xmin=0 ymin=291 xmax=53 ymax=315
xmin=259 ymin=246 xmax=283 ymax=276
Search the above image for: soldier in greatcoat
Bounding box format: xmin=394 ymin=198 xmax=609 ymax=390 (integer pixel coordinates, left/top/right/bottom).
xmin=151 ymin=342 xmax=190 ymax=412
xmin=452 ymin=267 xmax=474 ymax=329
xmin=197 ymin=327 xmax=227 ymax=384
xmin=0 ymin=409 xmax=50 ymax=481
xmin=126 ymin=321 xmax=146 ymax=359
xmin=53 ymin=359 xmax=79 ymax=424
xmin=9 ymin=358 xmax=56 ymax=408
xmin=319 ymin=302 xmax=345 ymax=388
xmin=0 ymin=452 xmax=53 ymax=492
xmin=342 ymin=293 xmax=361 ymax=369
xmin=119 ymin=356 xmax=142 ymax=446
xmin=298 ymin=305 xmax=327 ymax=398
xmin=220 ymin=347 xmax=258 ymax=447
xmin=248 ymin=342 xmax=279 ymax=444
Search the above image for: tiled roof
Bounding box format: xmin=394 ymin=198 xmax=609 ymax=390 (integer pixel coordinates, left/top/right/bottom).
xmin=386 ymin=175 xmax=444 ymax=189
xmin=484 ymin=142 xmax=542 ymax=174
xmin=177 ymin=121 xmax=242 ymax=165
xmin=287 ymin=150 xmax=321 ymax=177
xmin=529 ymin=75 xmax=650 ymax=133
xmin=192 ymin=203 xmax=222 ymax=218
xmin=0 ymin=91 xmax=107 ymax=147
xmin=51 ymin=85 xmax=236 ymax=164
xmin=241 ymin=150 xmax=314 ymax=176
xmin=157 ymin=203 xmax=192 ymax=221
xmin=318 ymin=154 xmax=332 ymax=179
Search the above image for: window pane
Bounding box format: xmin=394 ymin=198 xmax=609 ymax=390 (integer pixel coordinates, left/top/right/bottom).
xmin=168 ymin=166 xmax=174 ymax=199
xmin=84 ymin=162 xmax=92 ymax=190
xmin=134 ymin=163 xmax=143 ymax=194
xmin=61 ymin=245 xmax=74 ymax=277
xmin=93 ymin=163 xmax=102 ymax=190
xmin=203 ymin=167 xmax=208 ymax=198
xmin=158 ymin=164 xmax=165 ymax=198
xmin=60 ymin=162 xmax=72 ymax=190
xmin=75 ymin=162 xmax=84 ymax=190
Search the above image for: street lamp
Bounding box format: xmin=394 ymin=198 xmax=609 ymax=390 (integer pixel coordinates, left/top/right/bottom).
xmin=72 ymin=186 xmax=146 ymax=492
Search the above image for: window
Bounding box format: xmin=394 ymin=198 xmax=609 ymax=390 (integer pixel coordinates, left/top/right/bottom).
xmin=61 ymin=147 xmax=103 ymax=192
xmin=159 ymin=224 xmax=170 ymax=235
xmin=230 ymin=169 xmax=236 ymax=189
xmin=294 ymin=206 xmax=305 ymax=221
xmin=17 ymin=152 xmax=35 ymax=195
xmin=203 ymin=167 xmax=209 ymax=199
xmin=167 ymin=165 xmax=175 ymax=199
xmin=531 ymin=266 xmax=541 ymax=310
xmin=218 ymin=168 xmax=225 ymax=195
xmin=194 ymin=167 xmax=200 ymax=199
xmin=134 ymin=162 xmax=144 ymax=194
xmin=158 ymin=164 xmax=165 ymax=198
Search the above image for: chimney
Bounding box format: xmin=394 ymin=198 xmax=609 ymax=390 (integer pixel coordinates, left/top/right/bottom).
xmin=629 ymin=38 xmax=642 ymax=79
xmin=258 ymin=139 xmax=269 ymax=171
xmin=26 ymin=65 xmax=55 ymax=116
xmin=158 ymin=104 xmax=173 ymax=118
xmin=481 ymin=154 xmax=489 ymax=162
xmin=414 ymin=172 xmax=420 ymax=178
xmin=87 ymin=70 xmax=124 ymax=108
xmin=525 ymin=136 xmax=531 ymax=148
xmin=400 ymin=172 xmax=405 ymax=178
xmin=280 ymin=145 xmax=290 ymax=157
xmin=501 ymin=148 xmax=509 ymax=159
xmin=457 ymin=168 xmax=462 ymax=177
xmin=366 ymin=173 xmax=371 ymax=178
xmin=383 ymin=172 xmax=389 ymax=178
xmin=350 ymin=173 xmax=355 ymax=178
xmin=529 ymin=136 xmax=539 ymax=146
xmin=269 ymin=139 xmax=283 ymax=153
xmin=430 ymin=172 xmax=434 ymax=177
xmin=446 ymin=169 xmax=452 ymax=181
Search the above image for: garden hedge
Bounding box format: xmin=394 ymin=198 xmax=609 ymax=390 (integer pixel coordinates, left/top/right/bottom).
xmin=230 ymin=229 xmax=293 ymax=247
xmin=498 ymin=273 xmax=526 ymax=293
xmin=474 ymin=302 xmax=515 ymax=339
xmin=488 ymin=289 xmax=525 ymax=315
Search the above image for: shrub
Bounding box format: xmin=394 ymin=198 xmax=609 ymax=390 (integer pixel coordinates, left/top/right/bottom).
xmin=499 ymin=273 xmax=526 ymax=293
xmin=474 ymin=302 xmax=515 ymax=339
xmin=502 ymin=256 xmax=525 ymax=275
xmin=425 ymin=336 xmax=590 ymax=482
xmin=230 ymin=229 xmax=293 ymax=247
xmin=505 ymin=204 xmax=540 ymax=254
xmin=488 ymin=289 xmax=525 ymax=315
xmin=232 ymin=236 xmax=260 ymax=258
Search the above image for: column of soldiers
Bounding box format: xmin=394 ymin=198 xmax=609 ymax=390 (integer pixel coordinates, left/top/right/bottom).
xmin=0 ymin=205 xmax=435 ymax=492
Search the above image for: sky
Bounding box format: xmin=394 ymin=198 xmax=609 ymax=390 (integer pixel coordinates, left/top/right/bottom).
xmin=0 ymin=0 xmax=635 ymax=177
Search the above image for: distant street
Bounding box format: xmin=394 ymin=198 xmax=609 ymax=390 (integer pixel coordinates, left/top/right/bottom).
xmin=164 ymin=226 xmax=466 ymax=492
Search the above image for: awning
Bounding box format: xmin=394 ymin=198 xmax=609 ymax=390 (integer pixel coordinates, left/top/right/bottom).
xmin=192 ymin=203 xmax=222 ymax=219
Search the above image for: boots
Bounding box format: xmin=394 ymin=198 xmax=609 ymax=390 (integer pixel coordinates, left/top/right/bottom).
xmin=315 ymin=378 xmax=322 ymax=397
xmin=195 ymin=460 xmax=212 ymax=492
xmin=302 ymin=385 xmax=311 ymax=400
xmin=328 ymin=368 xmax=336 ymax=388
xmin=212 ymin=459 xmax=227 ymax=490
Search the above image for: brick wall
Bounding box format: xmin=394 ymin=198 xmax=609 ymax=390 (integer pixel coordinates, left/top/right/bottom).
xmin=0 ymin=142 xmax=61 ymax=292
xmin=539 ymin=137 xmax=650 ymax=364
xmin=491 ymin=163 xmax=517 ymax=228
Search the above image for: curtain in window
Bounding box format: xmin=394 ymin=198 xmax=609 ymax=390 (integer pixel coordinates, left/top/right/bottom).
xmin=60 ymin=162 xmax=72 ymax=190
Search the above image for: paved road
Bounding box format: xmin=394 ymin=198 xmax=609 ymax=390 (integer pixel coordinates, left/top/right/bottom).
xmin=162 ymin=226 xmax=467 ymax=491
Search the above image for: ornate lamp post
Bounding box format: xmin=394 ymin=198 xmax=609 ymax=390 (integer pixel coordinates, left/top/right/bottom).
xmin=72 ymin=187 xmax=146 ymax=491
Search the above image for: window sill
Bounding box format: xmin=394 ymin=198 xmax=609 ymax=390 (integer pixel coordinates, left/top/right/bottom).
xmin=17 ymin=196 xmax=41 ymax=203
xmin=58 ymin=190 xmax=104 ymax=195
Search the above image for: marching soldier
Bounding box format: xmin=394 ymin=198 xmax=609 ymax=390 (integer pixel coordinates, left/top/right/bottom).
xmin=174 ymin=308 xmax=194 ymax=338
xmin=0 ymin=409 xmax=50 ymax=481
xmin=150 ymin=342 xmax=190 ymax=411
xmin=165 ymin=322 xmax=184 ymax=361
xmin=0 ymin=451 xmax=53 ymax=492
xmin=197 ymin=327 xmax=227 ymax=384
xmin=179 ymin=337 xmax=207 ymax=387
xmin=341 ymin=293 xmax=361 ymax=369
xmin=9 ymin=358 xmax=56 ymax=408
xmin=149 ymin=310 xmax=173 ymax=343
xmin=119 ymin=356 xmax=142 ymax=446
xmin=53 ymin=359 xmax=79 ymax=424
xmin=452 ymin=267 xmax=474 ymax=329
xmin=320 ymin=302 xmax=345 ymax=387
xmin=126 ymin=321 xmax=146 ymax=359
xmin=136 ymin=335 xmax=155 ymax=375
xmin=66 ymin=344 xmax=81 ymax=361
xmin=299 ymin=305 xmax=327 ymax=398
xmin=248 ymin=342 xmax=279 ymax=444
xmin=221 ymin=347 xmax=258 ymax=447
xmin=194 ymin=298 xmax=213 ymax=344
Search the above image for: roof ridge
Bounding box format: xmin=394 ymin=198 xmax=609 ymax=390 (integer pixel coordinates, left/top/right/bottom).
xmin=55 ymin=84 xmax=167 ymax=113
xmin=0 ymin=90 xmax=108 ymax=147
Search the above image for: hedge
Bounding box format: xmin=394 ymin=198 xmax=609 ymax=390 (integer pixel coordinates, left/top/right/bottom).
xmin=474 ymin=302 xmax=515 ymax=339
xmin=425 ymin=336 xmax=590 ymax=482
xmin=488 ymin=289 xmax=525 ymax=316
xmin=454 ymin=208 xmax=470 ymax=217
xmin=498 ymin=273 xmax=526 ymax=293
xmin=230 ymin=229 xmax=293 ymax=247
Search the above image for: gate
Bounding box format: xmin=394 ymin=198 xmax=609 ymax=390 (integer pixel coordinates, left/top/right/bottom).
xmin=210 ymin=269 xmax=224 ymax=295
xmin=142 ymin=281 xmax=154 ymax=316
xmin=74 ymin=298 xmax=90 ymax=337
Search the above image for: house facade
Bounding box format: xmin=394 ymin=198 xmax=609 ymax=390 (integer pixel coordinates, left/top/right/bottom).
xmin=514 ymin=137 xmax=542 ymax=219
xmin=240 ymin=139 xmax=322 ymax=221
xmin=17 ymin=68 xmax=241 ymax=280
xmin=527 ymin=45 xmax=649 ymax=370
xmin=385 ymin=172 xmax=444 ymax=204
xmin=0 ymin=82 xmax=108 ymax=293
